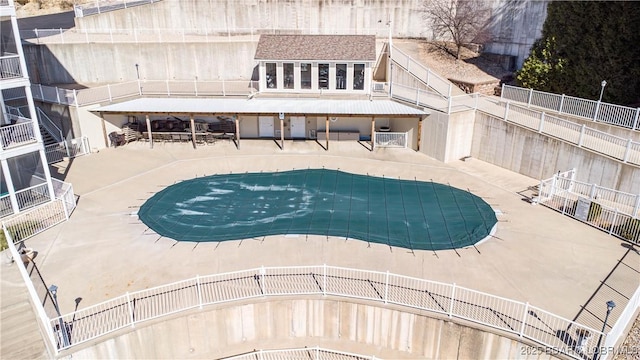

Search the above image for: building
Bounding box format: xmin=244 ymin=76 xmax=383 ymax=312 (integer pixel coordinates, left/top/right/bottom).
xmin=0 ymin=0 xmax=56 ymax=218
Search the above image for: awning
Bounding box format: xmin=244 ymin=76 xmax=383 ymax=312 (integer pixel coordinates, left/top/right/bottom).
xmin=94 ymin=98 xmax=428 ymax=117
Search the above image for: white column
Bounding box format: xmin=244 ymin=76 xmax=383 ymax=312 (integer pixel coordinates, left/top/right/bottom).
xmin=1 ymin=159 xmax=20 ymax=214
xmin=276 ymin=62 xmax=284 ymax=89
xmin=294 ymin=63 xmax=301 ymax=90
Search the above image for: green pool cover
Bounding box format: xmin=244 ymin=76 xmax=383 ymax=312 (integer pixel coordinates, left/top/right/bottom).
xmin=138 ymin=169 xmax=497 ymax=250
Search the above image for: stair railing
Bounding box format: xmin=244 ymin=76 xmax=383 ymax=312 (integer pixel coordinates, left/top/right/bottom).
xmin=36 ymin=107 xmax=64 ymax=143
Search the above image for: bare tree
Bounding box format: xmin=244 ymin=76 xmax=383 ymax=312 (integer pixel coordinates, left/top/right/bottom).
xmin=423 ymin=0 xmax=492 ymax=60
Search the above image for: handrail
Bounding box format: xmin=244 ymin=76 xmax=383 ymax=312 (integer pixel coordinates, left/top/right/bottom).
xmin=48 ymin=265 xmax=602 ymax=359
xmin=390 ymin=45 xmax=452 ymax=97
xmin=502 ymin=85 xmax=640 ymax=130
xmin=223 ymin=346 xmax=375 ymax=360
xmin=36 ymin=108 xmax=64 ymax=142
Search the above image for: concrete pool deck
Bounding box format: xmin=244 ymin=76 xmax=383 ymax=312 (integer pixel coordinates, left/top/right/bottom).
xmin=25 ymin=139 xmax=640 ymax=342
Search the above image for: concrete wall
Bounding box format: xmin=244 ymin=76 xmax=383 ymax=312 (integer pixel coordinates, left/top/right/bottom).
xmin=471 ymin=112 xmax=640 ymax=194
xmin=484 ymin=0 xmax=550 ymax=69
xmin=420 ymin=110 xmax=475 ymax=163
xmin=68 ymin=298 xmax=559 ymax=360
xmin=24 ymin=41 xmax=259 ymax=84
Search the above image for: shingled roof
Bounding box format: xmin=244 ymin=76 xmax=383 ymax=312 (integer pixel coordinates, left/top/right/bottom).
xmin=254 ymin=35 xmax=377 ymax=61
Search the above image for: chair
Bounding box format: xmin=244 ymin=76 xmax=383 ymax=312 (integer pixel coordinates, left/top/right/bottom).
xmin=109 ymin=132 xmax=126 ymax=147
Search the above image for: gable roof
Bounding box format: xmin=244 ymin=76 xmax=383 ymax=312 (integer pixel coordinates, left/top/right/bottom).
xmin=254 ymin=35 xmax=377 ymax=61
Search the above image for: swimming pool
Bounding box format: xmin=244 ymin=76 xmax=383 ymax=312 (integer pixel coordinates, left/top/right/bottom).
xmin=138 ymin=169 xmax=497 ymax=250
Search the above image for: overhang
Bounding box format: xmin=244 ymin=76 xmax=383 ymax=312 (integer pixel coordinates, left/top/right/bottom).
xmin=94 ymin=98 xmax=428 ymax=117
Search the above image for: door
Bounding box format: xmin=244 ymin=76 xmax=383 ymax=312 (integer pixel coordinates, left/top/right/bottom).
xmin=258 ymin=116 xmax=274 ymax=137
xmin=290 ymin=116 xmax=306 ymax=139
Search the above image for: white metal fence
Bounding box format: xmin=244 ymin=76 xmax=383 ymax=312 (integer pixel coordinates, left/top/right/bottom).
xmin=536 ymin=169 xmax=640 ymax=245
xmin=390 ymin=46 xmax=452 ymax=97
xmin=73 ymin=0 xmax=158 ymax=17
xmin=374 ymin=131 xmax=407 ymax=148
xmin=44 ymin=137 xmax=90 ymax=164
xmin=30 ymin=81 xmax=258 ymax=107
xmin=501 ymin=85 xmax=640 ymax=130
xmin=222 ymin=346 xmax=375 ymax=360
xmin=0 ymin=119 xmax=37 ymax=149
xmin=0 ymin=54 xmax=22 ymax=79
xmin=43 ymin=265 xmax=604 ymax=359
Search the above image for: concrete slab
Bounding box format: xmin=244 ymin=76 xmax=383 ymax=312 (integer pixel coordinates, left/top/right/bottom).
xmin=21 ymin=139 xmax=640 ymax=349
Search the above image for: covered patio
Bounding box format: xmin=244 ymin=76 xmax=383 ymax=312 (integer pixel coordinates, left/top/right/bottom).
xmin=94 ymin=97 xmax=428 ymax=151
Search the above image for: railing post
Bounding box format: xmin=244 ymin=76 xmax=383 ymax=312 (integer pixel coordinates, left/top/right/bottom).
xmin=448 ymin=283 xmax=456 ymax=318
xmin=194 ymin=79 xmax=198 ymax=97
xmin=259 ymin=266 xmax=265 ymax=296
xmin=594 ymin=101 xmax=601 ymax=121
xmin=196 ymin=275 xmax=203 ymax=309
xmin=315 ymin=346 xmax=320 ymax=360
xmin=527 ymin=88 xmax=533 ymax=107
xmin=73 ymin=89 xmax=78 ymax=107
xmin=633 ymin=195 xmax=640 ymax=218
xmin=60 ymin=195 xmax=69 ymax=220
xmin=107 ymin=84 xmax=112 ymax=102
xmin=562 ymin=194 xmax=569 ymax=215
xmin=126 ymin=292 xmax=135 ymax=328
xmin=415 ymin=88 xmax=419 ymax=106
xmin=589 ymin=184 xmax=597 ymax=199
xmin=578 ymin=124 xmax=586 ymax=147
xmin=538 ymin=112 xmax=545 ymax=133
xmin=384 ymin=271 xmax=389 ymax=304
xmin=166 ymin=80 xmax=170 ymax=96
xmin=56 ymin=87 xmax=61 ymax=104
xmin=519 ymin=302 xmax=529 ymax=337
xmin=559 ymin=94 xmax=565 ymax=114
xmin=59 ymin=28 xmax=64 ymax=44
xmin=633 ymin=108 xmax=640 ymax=131
xmin=609 ymin=210 xmax=618 ymax=234
xmin=623 ymin=139 xmax=632 ymax=163
xmin=63 ymin=139 xmax=70 ymax=158
xmin=500 ymin=83 xmax=505 ymax=100
xmin=322 ymin=264 xmax=327 ymax=296
xmin=39 ymin=84 xmax=44 ymax=100
xmin=504 ymin=101 xmax=510 ymax=119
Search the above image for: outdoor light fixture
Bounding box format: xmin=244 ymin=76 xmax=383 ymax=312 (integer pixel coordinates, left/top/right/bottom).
xmin=49 ymin=284 xmax=70 ymax=347
xmin=598 ymin=80 xmax=607 ymax=102
xmin=593 ymin=300 xmax=615 ymax=360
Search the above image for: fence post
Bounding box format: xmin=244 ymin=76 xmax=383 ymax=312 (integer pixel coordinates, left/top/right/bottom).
xmin=559 ymin=94 xmax=565 ymax=114
xmin=259 ymin=266 xmax=265 ymax=295
xmin=609 ymin=210 xmax=618 ymax=234
xmin=633 ymin=108 xmax=640 ymax=131
xmin=519 ymin=302 xmax=529 ymax=337
xmin=315 ymin=346 xmax=320 ymax=360
xmin=562 ymin=195 xmax=569 ymax=215
xmin=623 ymin=139 xmax=632 ymax=163
xmin=107 ymin=84 xmax=112 ymax=102
xmin=323 ymin=264 xmax=327 ymax=296
xmin=593 ymin=100 xmax=601 ymax=121
xmin=384 ymin=271 xmax=389 ymax=304
xmin=634 ymin=195 xmax=640 ymax=218
xmin=196 ymin=275 xmax=203 ymax=309
xmin=538 ymin=112 xmax=545 ymax=133
xmin=590 ymin=184 xmax=597 ymax=199
xmin=527 ymin=88 xmax=533 ymax=107
xmin=415 ymin=88 xmax=419 ymax=106
xmin=59 ymin=28 xmax=64 ymax=44
xmin=504 ymin=101 xmax=510 ymax=119
xmin=578 ymin=124 xmax=586 ymax=147
xmin=63 ymin=139 xmax=70 ymax=158
xmin=138 ymin=79 xmax=142 ymax=96
xmin=500 ymin=83 xmax=505 ymax=100
xmin=194 ymin=79 xmax=198 ymax=97
xmin=61 ymin=195 xmax=69 ymax=220
xmin=126 ymin=292 xmax=135 ymax=328
xmin=448 ymin=283 xmax=456 ymax=318
xmin=56 ymin=87 xmax=61 ymax=104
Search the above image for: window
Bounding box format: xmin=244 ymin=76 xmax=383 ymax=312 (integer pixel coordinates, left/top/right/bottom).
xmin=336 ymin=64 xmax=346 ymax=90
xmin=265 ymin=63 xmax=277 ymax=89
xmin=283 ymin=63 xmax=294 ymax=89
xmin=301 ymin=63 xmax=311 ymax=89
xmin=318 ymin=63 xmax=329 ymax=89
xmin=353 ymin=64 xmax=365 ymax=90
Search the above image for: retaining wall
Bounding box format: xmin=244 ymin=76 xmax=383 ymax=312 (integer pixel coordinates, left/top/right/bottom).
xmin=67 ymin=298 xmax=559 ymax=360
xmin=471 ymin=112 xmax=640 ymax=194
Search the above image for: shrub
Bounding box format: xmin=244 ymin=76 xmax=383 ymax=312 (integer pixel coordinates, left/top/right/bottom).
xmin=587 ymin=202 xmax=602 ymax=222
xmin=618 ymin=218 xmax=640 ymax=242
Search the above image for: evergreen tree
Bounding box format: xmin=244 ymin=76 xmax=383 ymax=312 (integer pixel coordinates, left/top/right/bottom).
xmin=516 ymin=2 xmax=640 ymax=106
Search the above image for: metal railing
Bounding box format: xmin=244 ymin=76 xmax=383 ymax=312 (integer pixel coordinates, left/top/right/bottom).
xmin=0 ymin=53 xmax=22 ymax=79
xmin=48 ymin=265 xmax=602 ymax=359
xmin=223 ymin=346 xmax=375 ymax=360
xmin=536 ymin=169 xmax=640 ymax=245
xmin=603 ymin=284 xmax=640 ymax=357
xmin=31 ymin=80 xmax=258 ymax=107
xmin=45 ymin=137 xmax=90 ymax=164
xmin=390 ymin=46 xmax=452 ymax=97
xmin=74 ymin=0 xmax=159 ymax=17
xmin=374 ymin=131 xmax=407 ymax=148
xmin=501 ymin=85 xmax=640 ymax=130
xmin=36 ymin=108 xmax=64 ymax=143
xmin=0 ymin=119 xmax=37 ymax=149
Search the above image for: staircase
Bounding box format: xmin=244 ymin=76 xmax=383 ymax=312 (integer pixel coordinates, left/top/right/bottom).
xmin=39 ymin=125 xmax=57 ymax=146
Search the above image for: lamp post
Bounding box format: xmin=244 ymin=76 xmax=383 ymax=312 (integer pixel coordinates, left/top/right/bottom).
xmin=49 ymin=285 xmax=70 ymax=348
xmin=598 ymin=80 xmax=607 ymax=102
xmin=593 ymin=300 xmax=615 ymax=360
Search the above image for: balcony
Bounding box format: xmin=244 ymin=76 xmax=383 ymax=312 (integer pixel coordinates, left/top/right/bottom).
xmin=1 ymin=118 xmax=37 ymax=150
xmin=0 ymin=54 xmax=23 ymax=80
xmin=0 ymin=182 xmax=52 ymax=217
